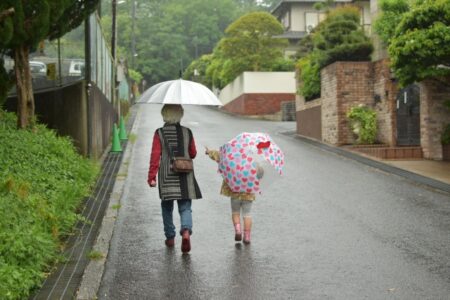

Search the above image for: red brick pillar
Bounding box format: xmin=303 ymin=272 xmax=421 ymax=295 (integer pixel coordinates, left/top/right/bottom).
xmin=420 ymin=79 xmax=450 ymax=160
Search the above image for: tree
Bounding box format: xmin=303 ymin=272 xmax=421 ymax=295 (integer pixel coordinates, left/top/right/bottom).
xmin=388 ymin=0 xmax=450 ymax=86
xmin=296 ymin=6 xmax=373 ymax=100
xmin=0 ymin=0 xmax=100 ymax=129
xmin=313 ymin=6 xmax=373 ymax=68
xmin=203 ymin=11 xmax=289 ymax=88
xmin=373 ymin=0 xmax=410 ymax=45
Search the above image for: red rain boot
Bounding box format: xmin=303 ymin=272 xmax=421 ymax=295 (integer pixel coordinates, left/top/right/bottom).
xmin=234 ymin=223 xmax=242 ymax=241
xmin=243 ymin=230 xmax=251 ymax=244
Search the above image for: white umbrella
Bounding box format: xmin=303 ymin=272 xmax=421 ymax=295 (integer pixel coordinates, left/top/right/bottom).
xmin=138 ymin=79 xmax=222 ymax=106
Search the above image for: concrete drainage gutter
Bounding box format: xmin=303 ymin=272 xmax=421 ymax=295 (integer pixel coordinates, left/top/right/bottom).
xmin=76 ymin=109 xmax=141 ymax=300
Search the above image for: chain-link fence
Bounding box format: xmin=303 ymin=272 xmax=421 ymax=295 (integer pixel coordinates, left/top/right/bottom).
xmin=5 ymin=13 xmax=113 ymax=101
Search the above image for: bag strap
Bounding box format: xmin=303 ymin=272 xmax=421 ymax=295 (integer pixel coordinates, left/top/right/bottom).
xmin=159 ymin=129 xmax=175 ymax=160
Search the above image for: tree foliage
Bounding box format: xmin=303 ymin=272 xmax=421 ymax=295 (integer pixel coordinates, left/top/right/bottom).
xmin=347 ymin=105 xmax=377 ymax=144
xmin=195 ymin=11 xmax=291 ymax=89
xmin=296 ymin=6 xmax=373 ymax=100
xmin=388 ymin=0 xmax=450 ymax=86
xmin=373 ymin=0 xmax=410 ymax=45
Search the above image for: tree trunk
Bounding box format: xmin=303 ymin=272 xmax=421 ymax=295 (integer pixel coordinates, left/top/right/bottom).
xmin=14 ymin=45 xmax=35 ymax=129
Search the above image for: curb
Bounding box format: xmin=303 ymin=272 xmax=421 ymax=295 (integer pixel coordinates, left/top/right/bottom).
xmin=76 ymin=109 xmax=141 ymax=300
xmin=284 ymin=131 xmax=450 ymax=195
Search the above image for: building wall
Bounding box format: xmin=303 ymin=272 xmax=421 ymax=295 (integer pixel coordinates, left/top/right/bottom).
xmin=290 ymin=3 xmax=316 ymax=31
xmin=303 ymin=61 xmax=396 ymax=146
xmin=219 ymin=74 xmax=245 ymax=106
xmin=420 ymin=79 xmax=450 ymax=160
xmin=296 ymin=98 xmax=322 ymax=140
xmin=5 ymin=81 xmax=117 ymax=159
xmin=372 ymin=59 xmax=397 ymax=146
xmin=219 ymin=71 xmax=295 ymax=106
xmin=223 ymin=93 xmax=295 ymax=117
xmin=321 ymin=63 xmax=340 ymax=144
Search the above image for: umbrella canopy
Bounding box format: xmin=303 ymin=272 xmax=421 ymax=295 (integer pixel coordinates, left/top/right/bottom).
xmin=218 ymin=132 xmax=284 ymax=194
xmin=138 ymin=79 xmax=222 ymax=106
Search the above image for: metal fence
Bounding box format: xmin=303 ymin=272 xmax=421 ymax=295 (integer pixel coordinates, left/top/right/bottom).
xmin=4 ymin=13 xmax=113 ymax=102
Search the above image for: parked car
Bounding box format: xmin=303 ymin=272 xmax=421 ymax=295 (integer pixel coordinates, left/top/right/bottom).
xmin=30 ymin=61 xmax=47 ymax=77
xmin=69 ymin=60 xmax=85 ymax=76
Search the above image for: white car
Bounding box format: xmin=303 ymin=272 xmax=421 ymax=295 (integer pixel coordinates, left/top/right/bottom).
xmin=69 ymin=60 xmax=85 ymax=76
xmin=29 ymin=61 xmax=47 ymax=76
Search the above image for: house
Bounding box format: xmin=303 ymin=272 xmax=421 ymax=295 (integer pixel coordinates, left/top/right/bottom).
xmin=271 ymin=0 xmax=371 ymax=57
xmin=285 ymin=0 xmax=450 ymax=161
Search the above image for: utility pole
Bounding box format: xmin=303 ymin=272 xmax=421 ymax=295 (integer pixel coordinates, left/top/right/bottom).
xmin=111 ymin=0 xmax=117 ymax=61
xmin=131 ymin=1 xmax=136 ymax=69
xmin=111 ymin=0 xmax=120 ymax=120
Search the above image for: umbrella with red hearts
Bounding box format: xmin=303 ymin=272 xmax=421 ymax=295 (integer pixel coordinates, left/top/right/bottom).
xmin=218 ymin=132 xmax=284 ymax=194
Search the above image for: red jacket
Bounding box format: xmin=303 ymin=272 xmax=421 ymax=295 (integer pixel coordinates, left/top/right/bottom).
xmin=147 ymin=131 xmax=197 ymax=184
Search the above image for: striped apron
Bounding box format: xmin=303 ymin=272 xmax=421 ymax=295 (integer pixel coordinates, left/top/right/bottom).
xmin=157 ymin=124 xmax=202 ymax=201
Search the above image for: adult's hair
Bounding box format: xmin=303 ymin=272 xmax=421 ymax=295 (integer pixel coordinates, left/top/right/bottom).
xmin=161 ymin=104 xmax=184 ymax=124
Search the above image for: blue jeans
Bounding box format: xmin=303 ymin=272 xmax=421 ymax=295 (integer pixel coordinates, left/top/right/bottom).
xmin=161 ymin=199 xmax=192 ymax=239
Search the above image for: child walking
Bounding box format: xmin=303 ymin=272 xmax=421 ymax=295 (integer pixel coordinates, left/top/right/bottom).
xmin=205 ymin=147 xmax=262 ymax=244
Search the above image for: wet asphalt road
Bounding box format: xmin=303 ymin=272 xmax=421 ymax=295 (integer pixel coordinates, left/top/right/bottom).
xmin=98 ymin=104 xmax=450 ymax=300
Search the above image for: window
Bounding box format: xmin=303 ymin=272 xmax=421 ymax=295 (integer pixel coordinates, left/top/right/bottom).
xmin=281 ymin=11 xmax=290 ymax=30
xmin=305 ymin=12 xmax=319 ymax=33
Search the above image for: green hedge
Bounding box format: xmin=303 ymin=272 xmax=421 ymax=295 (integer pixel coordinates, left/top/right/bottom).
xmin=0 ymin=110 xmax=98 ymax=299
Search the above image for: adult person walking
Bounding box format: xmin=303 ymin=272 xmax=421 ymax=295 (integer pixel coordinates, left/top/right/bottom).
xmin=147 ymin=104 xmax=202 ymax=253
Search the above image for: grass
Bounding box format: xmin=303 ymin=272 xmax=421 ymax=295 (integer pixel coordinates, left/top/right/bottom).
xmin=0 ymin=110 xmax=98 ymax=299
xmin=87 ymin=250 xmax=104 ymax=260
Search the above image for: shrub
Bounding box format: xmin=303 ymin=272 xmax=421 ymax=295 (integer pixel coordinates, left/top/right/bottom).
xmin=0 ymin=110 xmax=98 ymax=299
xmin=296 ymin=5 xmax=373 ymax=99
xmin=347 ymin=105 xmax=377 ymax=144
xmin=296 ymin=54 xmax=321 ymax=101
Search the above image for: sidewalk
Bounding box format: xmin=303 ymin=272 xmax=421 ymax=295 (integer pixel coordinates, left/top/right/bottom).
xmin=288 ymin=132 xmax=450 ymax=194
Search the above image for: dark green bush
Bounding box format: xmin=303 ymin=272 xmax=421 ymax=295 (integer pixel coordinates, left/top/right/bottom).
xmin=297 ymin=54 xmax=322 ymax=101
xmin=296 ymin=5 xmax=373 ymax=99
xmin=0 ymin=110 xmax=98 ymax=299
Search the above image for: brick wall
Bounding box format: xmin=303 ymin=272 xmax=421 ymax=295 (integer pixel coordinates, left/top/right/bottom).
xmin=321 ymin=63 xmax=340 ymax=144
xmin=321 ymin=62 xmax=374 ymax=145
xmin=223 ymin=93 xmax=295 ymax=118
xmin=420 ymin=79 xmax=450 ymax=160
xmin=299 ymin=60 xmax=397 ymax=146
xmin=373 ymin=59 xmax=398 ymax=146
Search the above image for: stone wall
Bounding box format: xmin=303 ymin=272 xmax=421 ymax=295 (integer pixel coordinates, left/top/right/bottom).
xmin=420 ymin=79 xmax=450 ymax=160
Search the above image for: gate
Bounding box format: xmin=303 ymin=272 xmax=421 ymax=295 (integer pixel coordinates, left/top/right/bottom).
xmin=396 ymin=84 xmax=420 ymax=145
